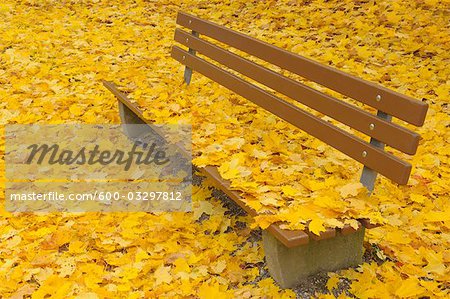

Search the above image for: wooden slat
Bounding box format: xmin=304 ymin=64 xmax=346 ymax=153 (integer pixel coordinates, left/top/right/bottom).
xmin=175 ymin=29 xmax=420 ymax=155
xmin=340 ymin=223 xmax=362 ymax=236
xmin=266 ymin=224 xmax=310 ymax=248
xmin=176 ymin=11 xmax=428 ymax=126
xmin=359 ymin=218 xmax=380 ymax=229
xmin=103 ymin=81 xmax=145 ymax=118
xmin=172 ymin=46 xmax=413 ymax=185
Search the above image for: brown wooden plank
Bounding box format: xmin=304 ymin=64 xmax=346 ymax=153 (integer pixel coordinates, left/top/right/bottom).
xmin=200 ymin=166 xmax=255 ymax=216
xmin=175 ymin=29 xmax=420 ymax=155
xmin=176 ymin=11 xmax=428 ymax=126
xmin=201 ymin=166 xmax=310 ymax=247
xmin=359 ymin=218 xmax=381 ymax=229
xmin=308 ymin=227 xmax=337 ymax=241
xmin=103 ymin=80 xmax=145 ymax=118
xmin=171 ymin=46 xmax=412 ymax=185
xmin=340 ymin=223 xmax=362 ymax=236
xmin=266 ymin=224 xmax=310 ymax=248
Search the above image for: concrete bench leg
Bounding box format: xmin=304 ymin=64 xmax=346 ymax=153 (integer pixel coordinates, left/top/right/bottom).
xmin=263 ymin=228 xmax=365 ymax=288
xmin=118 ymin=101 xmax=148 ymax=138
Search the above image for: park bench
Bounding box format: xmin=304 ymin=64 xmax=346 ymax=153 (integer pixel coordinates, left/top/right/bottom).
xmin=103 ymin=11 xmax=428 ymax=288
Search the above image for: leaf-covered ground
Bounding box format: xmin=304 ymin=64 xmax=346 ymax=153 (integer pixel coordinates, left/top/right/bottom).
xmin=1 ymin=0 xmax=449 ymax=298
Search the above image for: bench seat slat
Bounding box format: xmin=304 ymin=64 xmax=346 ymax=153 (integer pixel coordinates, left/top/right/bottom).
xmin=175 ymin=29 xmax=420 ymax=155
xmin=172 ymin=46 xmax=412 ymax=185
xmin=177 ymin=12 xmax=428 ymax=127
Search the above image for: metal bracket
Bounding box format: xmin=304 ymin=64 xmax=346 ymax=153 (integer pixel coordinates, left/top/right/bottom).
xmin=183 ymin=31 xmax=199 ymax=85
xmin=360 ymin=110 xmax=392 ymax=193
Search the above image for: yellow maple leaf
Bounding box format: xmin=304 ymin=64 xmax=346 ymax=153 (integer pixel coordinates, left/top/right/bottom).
xmin=339 ymin=182 xmax=364 ymax=197
xmin=344 ymin=219 xmax=361 ymax=230
xmin=74 ymin=293 xmax=99 ymax=299
xmin=325 ymin=218 xmax=345 ymax=228
xmin=68 ymin=240 xmax=85 ymax=254
xmin=326 ymin=275 xmax=339 ymax=292
xmin=154 ymin=265 xmax=172 ymax=286
xmin=173 ymin=258 xmax=191 ymax=274
xmin=193 ymin=200 xmax=215 ymax=220
xmin=410 ymin=194 xmax=427 ymax=204
xmin=210 ymin=260 xmax=227 ymax=274
xmin=281 ymin=185 xmax=299 ymax=198
xmin=198 ymin=282 xmax=230 ymax=299
xmin=309 ymin=218 xmax=326 ymax=235
xmin=69 ymin=104 xmax=84 ymax=116
xmin=395 ymin=277 xmax=425 ymax=298
xmin=135 ymin=248 xmax=150 ymax=263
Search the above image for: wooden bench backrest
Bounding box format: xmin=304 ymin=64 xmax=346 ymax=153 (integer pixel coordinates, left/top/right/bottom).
xmin=171 ymin=11 xmax=428 ymax=187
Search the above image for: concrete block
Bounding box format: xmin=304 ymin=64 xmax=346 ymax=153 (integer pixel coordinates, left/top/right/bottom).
xmin=118 ymin=101 xmax=148 ymax=138
xmin=263 ymin=227 xmax=365 ymax=288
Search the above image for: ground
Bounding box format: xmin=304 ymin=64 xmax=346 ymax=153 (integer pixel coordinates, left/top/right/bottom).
xmin=0 ymin=0 xmax=449 ymax=298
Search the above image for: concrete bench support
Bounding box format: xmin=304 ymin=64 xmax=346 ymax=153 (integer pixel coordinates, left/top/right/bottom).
xmin=262 ymin=227 xmax=365 ymax=288
xmin=118 ymin=101 xmax=148 ymax=138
